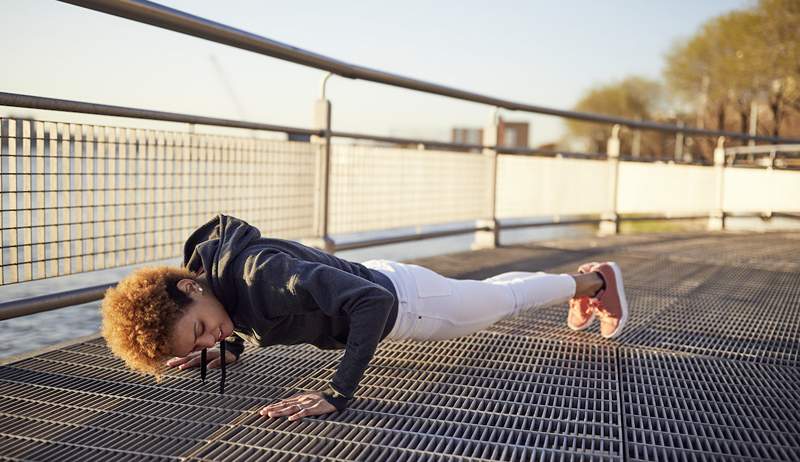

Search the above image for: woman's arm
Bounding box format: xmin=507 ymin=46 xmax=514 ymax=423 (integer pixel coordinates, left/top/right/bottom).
xmin=239 ymin=250 xmax=395 ymax=413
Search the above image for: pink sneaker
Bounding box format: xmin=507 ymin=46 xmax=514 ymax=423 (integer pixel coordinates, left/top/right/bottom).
xmin=588 ymin=262 xmax=629 ymax=339
xmin=567 ymin=261 xmax=600 ymax=330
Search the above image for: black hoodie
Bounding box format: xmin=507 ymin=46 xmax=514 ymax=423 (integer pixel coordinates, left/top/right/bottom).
xmin=182 ymin=213 xmax=399 ymax=412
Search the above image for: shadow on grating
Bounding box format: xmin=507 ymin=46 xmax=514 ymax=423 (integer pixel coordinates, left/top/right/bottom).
xmin=0 ymin=231 xmax=798 ymax=461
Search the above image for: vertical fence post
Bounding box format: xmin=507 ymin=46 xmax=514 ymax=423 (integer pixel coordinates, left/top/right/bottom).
xmin=599 ymin=124 xmax=620 ymax=236
xmin=471 ymin=108 xmax=500 ymax=250
xmin=764 ymin=149 xmax=776 ymax=220
xmin=301 ymin=73 xmax=336 ymax=253
xmin=708 ymin=136 xmax=726 ymax=231
xmin=674 ymin=121 xmax=684 ymax=162
xmin=748 ymin=100 xmax=758 ymax=147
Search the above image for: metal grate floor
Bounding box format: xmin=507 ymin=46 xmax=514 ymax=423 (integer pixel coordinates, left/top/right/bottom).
xmin=1 ymin=230 xmax=798 ymax=461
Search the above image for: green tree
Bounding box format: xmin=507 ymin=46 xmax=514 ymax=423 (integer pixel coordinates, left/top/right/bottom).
xmin=665 ymin=0 xmax=800 ymax=138
xmin=716 ymin=11 xmax=764 ymax=134
xmin=754 ymin=0 xmax=800 ymax=136
xmin=663 ymin=13 xmax=742 ymax=133
xmin=566 ymin=76 xmax=665 ymax=154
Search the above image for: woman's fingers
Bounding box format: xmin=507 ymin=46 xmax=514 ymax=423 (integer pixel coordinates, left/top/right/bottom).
xmin=176 ymin=350 xmax=221 ymax=369
xmin=166 ymin=352 xmax=202 ymax=368
xmin=261 ymin=400 xmax=304 ymax=417
xmin=166 ymin=349 xmax=236 ymax=370
xmin=259 ymin=392 xmax=337 ymax=420
xmin=263 ymin=396 xmax=300 ymax=410
xmin=288 ymin=400 xmax=329 ymax=421
xmin=261 ymin=393 xmax=305 ymax=413
xmin=286 ymin=402 xmax=318 ymax=421
xmin=259 ymin=394 xmax=338 ymax=421
xmin=165 ymin=356 xmax=190 ymax=368
xmin=177 ymin=356 xmax=202 ymax=369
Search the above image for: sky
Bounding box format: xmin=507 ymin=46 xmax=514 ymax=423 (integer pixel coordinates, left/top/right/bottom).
xmin=1 ymin=0 xmax=751 ymax=145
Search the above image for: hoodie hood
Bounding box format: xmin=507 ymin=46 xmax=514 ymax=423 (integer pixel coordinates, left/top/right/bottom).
xmin=182 ymin=213 xmax=260 ymax=395
xmin=182 ymin=213 xmax=261 ymax=314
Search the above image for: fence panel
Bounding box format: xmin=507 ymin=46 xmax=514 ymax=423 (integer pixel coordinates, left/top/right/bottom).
xmin=328 ymin=144 xmax=491 ymax=235
xmin=770 ymin=169 xmax=800 ymax=212
xmin=496 ymin=155 xmax=609 ymax=218
xmin=617 ymin=162 xmax=716 ymax=215
xmin=0 ymin=118 xmax=317 ymax=285
xmin=723 ymin=167 xmax=800 ymax=213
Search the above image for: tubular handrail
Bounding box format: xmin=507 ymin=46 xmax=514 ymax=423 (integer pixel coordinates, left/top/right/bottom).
xmin=0 ymin=91 xmax=485 ymax=152
xmin=725 ymin=144 xmax=800 ymax=155
xmin=330 ymin=129 xmax=483 ymax=151
xmin=0 ymin=91 xmax=723 ymax=166
xmin=56 ymin=0 xmax=800 ymax=144
xmin=0 ymin=283 xmax=115 ymax=322
xmin=0 ymin=91 xmax=320 ymax=137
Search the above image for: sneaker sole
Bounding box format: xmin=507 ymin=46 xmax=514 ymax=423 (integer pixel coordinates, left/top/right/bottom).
xmin=601 ymin=261 xmax=628 ymax=339
xmin=567 ymin=310 xmax=595 ymax=331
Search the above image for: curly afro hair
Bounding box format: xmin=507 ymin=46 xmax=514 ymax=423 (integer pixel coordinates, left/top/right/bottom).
xmin=101 ymin=265 xmax=198 ymax=382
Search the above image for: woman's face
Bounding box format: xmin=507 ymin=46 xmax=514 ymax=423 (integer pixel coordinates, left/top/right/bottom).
xmin=168 ymin=277 xmax=235 ymax=357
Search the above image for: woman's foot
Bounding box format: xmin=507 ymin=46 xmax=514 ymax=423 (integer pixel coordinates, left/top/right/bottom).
xmin=567 ymin=262 xmax=600 ymax=330
xmin=589 ymin=262 xmax=629 ymax=339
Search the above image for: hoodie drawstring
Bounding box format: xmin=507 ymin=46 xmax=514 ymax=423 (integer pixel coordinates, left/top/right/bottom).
xmin=199 ymin=343 xmax=226 ymax=394
xmin=200 ymin=348 xmax=207 ymax=382
xmin=220 ymin=340 xmax=226 ymax=394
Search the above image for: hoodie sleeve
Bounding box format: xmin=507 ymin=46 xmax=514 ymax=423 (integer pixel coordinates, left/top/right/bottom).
xmin=240 ymin=250 xmax=395 ymax=411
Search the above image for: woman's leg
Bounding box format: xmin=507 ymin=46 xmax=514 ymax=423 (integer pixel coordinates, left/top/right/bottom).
xmin=368 ymin=259 xmax=607 ymax=342
xmin=455 ymin=271 xmax=576 ymax=318
xmin=482 ymin=271 xmax=538 ymax=282
xmin=404 ymin=265 xmax=585 ymax=341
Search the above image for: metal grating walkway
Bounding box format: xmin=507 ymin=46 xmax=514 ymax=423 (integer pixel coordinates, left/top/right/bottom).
xmin=1 ymin=230 xmax=799 ymax=461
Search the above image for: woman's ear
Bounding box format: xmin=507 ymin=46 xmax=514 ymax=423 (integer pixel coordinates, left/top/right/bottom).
xmin=177 ymin=278 xmax=202 ymax=296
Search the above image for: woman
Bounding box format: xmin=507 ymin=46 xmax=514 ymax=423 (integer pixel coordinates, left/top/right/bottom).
xmin=101 ymin=213 xmax=628 ymax=422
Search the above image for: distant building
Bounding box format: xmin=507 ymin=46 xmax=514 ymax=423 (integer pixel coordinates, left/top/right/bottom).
xmin=497 ymin=119 xmax=529 ymax=149
xmin=451 ymin=127 xmax=483 ymax=146
xmin=451 ymin=118 xmax=530 ymax=149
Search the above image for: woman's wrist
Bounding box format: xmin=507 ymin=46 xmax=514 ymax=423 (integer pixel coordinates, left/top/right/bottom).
xmin=321 ymin=384 xmax=352 ymax=411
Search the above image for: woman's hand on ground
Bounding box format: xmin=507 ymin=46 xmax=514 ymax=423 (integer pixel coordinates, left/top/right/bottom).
xmin=165 ymin=348 xmax=237 ymax=370
xmin=259 ymin=391 xmax=338 ymax=421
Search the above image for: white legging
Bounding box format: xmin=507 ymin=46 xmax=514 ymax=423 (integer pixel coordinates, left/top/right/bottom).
xmin=363 ymin=259 xmax=577 ymax=342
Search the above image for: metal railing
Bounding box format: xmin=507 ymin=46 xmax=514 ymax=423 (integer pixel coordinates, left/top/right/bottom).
xmin=52 ymin=0 xmax=800 ymax=144
xmin=2 ymin=0 xmax=800 ymax=321
xmin=725 ymin=144 xmax=800 ymax=168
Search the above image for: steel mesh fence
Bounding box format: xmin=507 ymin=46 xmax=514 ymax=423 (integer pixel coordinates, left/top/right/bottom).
xmin=496 ymin=155 xmax=609 ymax=219
xmin=0 ymin=118 xmax=318 ymax=285
xmin=328 ymin=144 xmax=491 ymax=235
